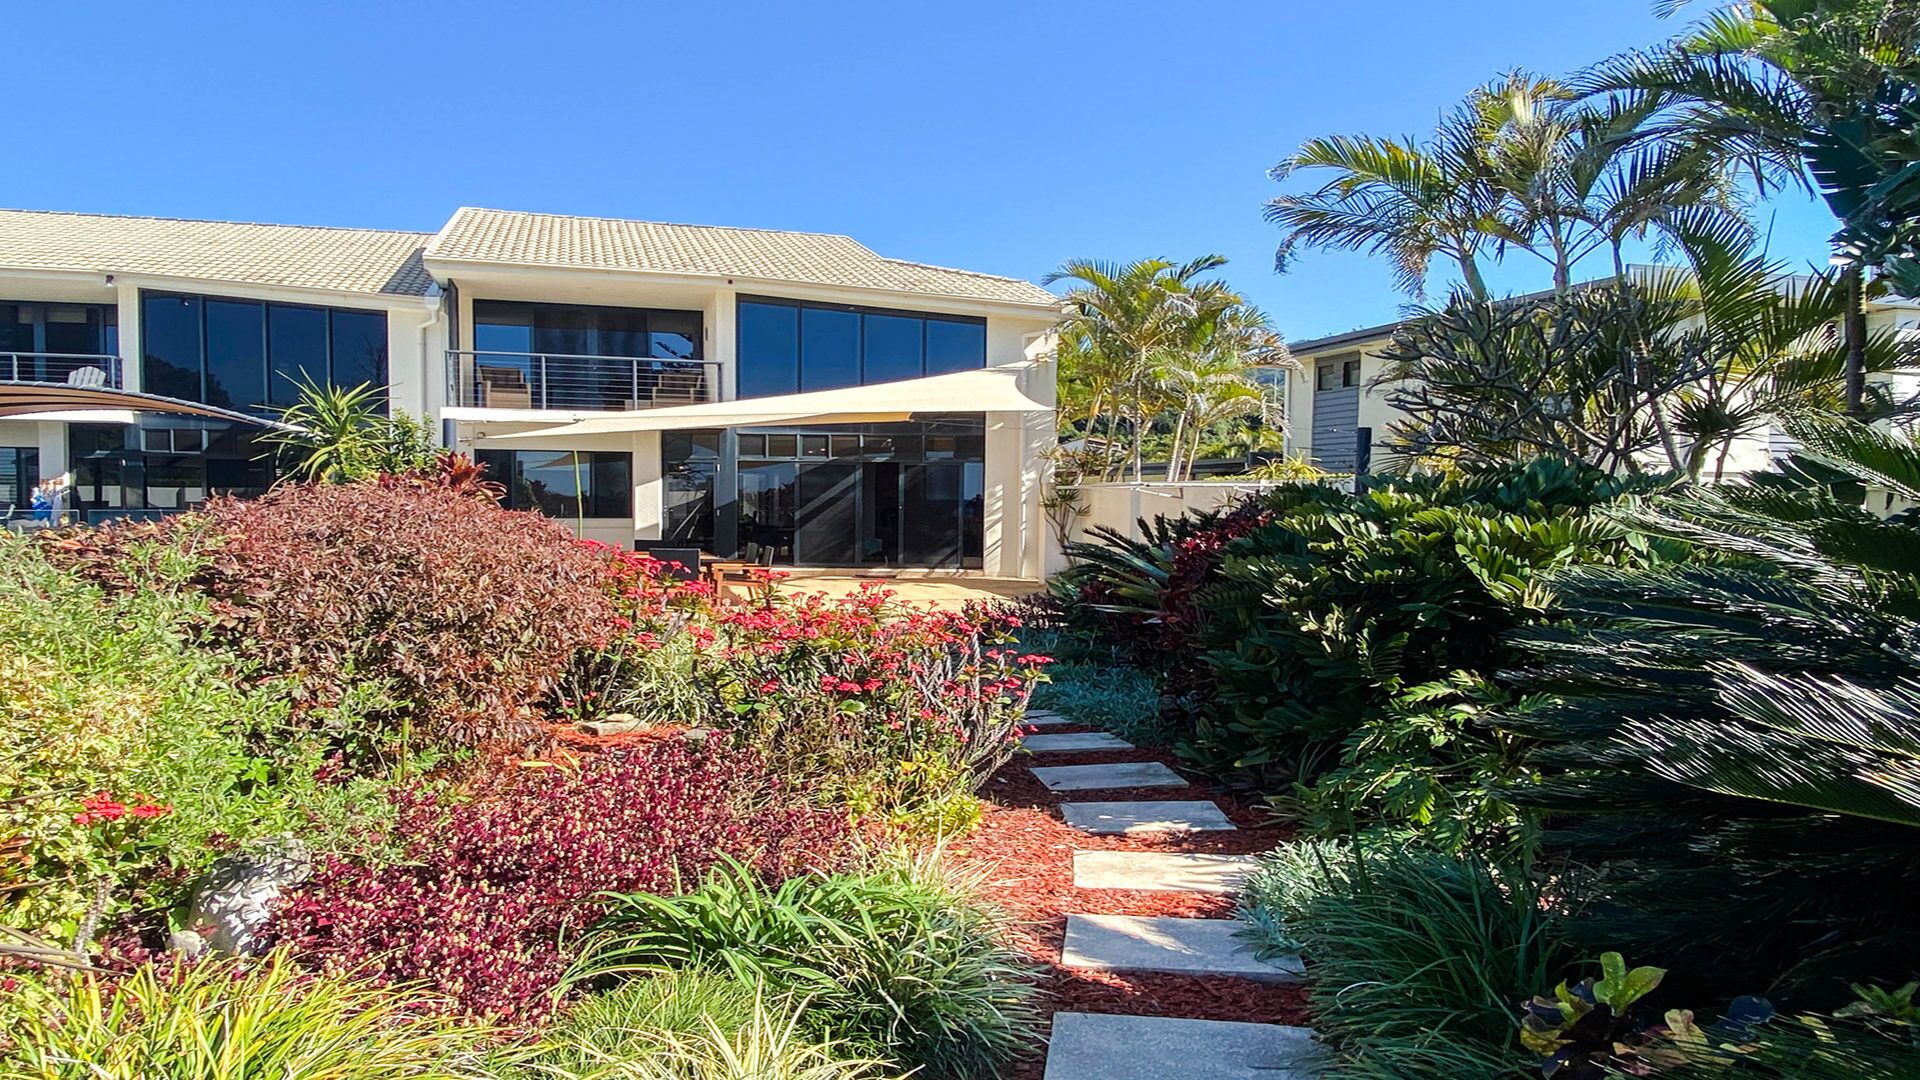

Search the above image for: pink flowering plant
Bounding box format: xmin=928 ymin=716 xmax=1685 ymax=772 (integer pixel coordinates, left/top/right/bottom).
xmin=569 ymin=546 xmax=1050 ymax=825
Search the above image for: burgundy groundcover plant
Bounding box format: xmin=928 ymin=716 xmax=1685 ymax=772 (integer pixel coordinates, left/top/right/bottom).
xmin=271 ymin=743 xmax=847 ymax=1022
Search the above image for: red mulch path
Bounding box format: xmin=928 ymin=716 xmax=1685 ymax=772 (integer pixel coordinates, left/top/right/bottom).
xmin=951 ymin=724 xmax=1312 ymax=1080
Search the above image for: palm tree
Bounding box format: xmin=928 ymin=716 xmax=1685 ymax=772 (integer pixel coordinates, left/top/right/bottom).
xmin=1045 ymin=256 xmax=1243 ymax=481
xmin=1582 ymin=0 xmax=1920 ymax=415
xmin=1266 ymin=119 xmax=1507 ymax=299
xmin=1152 ymin=349 xmax=1266 ymax=482
xmin=1475 ymin=70 xmax=1753 ymax=292
xmin=1269 ymin=71 xmax=1749 ymax=300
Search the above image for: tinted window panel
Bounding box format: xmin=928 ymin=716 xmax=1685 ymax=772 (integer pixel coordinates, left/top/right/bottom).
xmin=738 ymin=302 xmax=799 ymax=398
xmin=800 ymin=308 xmax=860 ymax=392
xmin=329 ymin=310 xmax=388 ymax=398
xmin=141 ymin=295 xmax=202 ymax=401
xmin=648 ymin=311 xmax=700 ymax=361
xmin=268 ymin=305 xmax=328 ymax=407
xmin=590 ymin=452 xmax=632 ymax=517
xmin=862 ymin=314 xmax=923 ymax=383
xmin=203 ymin=300 xmax=266 ymax=409
xmin=925 ymin=319 xmax=986 ymax=375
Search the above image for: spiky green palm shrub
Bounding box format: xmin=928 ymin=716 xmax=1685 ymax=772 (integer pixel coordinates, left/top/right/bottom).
xmin=1500 ymin=412 xmax=1920 ymax=1009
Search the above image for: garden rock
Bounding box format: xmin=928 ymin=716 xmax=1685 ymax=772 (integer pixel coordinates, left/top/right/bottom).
xmin=186 ymin=837 xmax=311 ymax=955
xmin=580 ymin=713 xmax=645 ymax=736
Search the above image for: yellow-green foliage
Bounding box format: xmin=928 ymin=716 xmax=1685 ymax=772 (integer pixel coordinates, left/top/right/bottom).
xmin=0 ymin=951 xmax=497 ymax=1079
xmin=0 ymin=533 xmax=388 ymax=939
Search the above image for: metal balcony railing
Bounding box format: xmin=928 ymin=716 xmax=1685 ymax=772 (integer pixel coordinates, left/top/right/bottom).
xmin=0 ymin=352 xmax=123 ymax=388
xmin=447 ymin=350 xmax=718 ymax=412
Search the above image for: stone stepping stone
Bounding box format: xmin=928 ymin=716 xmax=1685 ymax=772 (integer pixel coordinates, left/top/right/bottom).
xmin=1059 ymin=799 xmax=1237 ymax=836
xmin=1043 ymin=1012 xmax=1324 ymax=1080
xmin=1061 ymin=914 xmax=1302 ymax=982
xmin=1072 ymin=851 xmax=1257 ymax=894
xmin=1030 ymin=761 xmax=1186 ymax=792
xmin=1023 ymin=732 xmax=1133 ymax=753
xmin=1021 ymin=709 xmax=1074 ymax=728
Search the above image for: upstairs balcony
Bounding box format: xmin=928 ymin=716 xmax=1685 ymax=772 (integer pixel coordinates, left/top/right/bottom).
xmin=448 ymin=350 xmax=719 ymax=412
xmin=1 ymin=352 xmax=124 ymax=388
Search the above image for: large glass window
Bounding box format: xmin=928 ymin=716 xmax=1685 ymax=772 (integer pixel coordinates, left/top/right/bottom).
xmin=861 ymin=314 xmax=924 ymax=384
xmin=268 ymin=305 xmax=330 ymax=406
xmin=736 ymin=297 xmax=987 ymax=400
xmin=473 ymin=301 xmax=707 ymax=410
xmin=141 ymin=295 xmax=203 ymax=401
xmin=204 ymin=300 xmax=266 ymax=410
xmin=926 ymin=319 xmax=987 ymax=376
xmin=800 ymin=307 xmax=860 ymax=391
xmin=66 ymin=421 xmax=276 ymax=520
xmin=737 ymin=302 xmax=799 ymax=398
xmin=143 ymin=291 xmax=386 ymax=412
xmin=330 ymin=310 xmax=389 ymax=399
xmin=475 ymin=449 xmax=633 ymax=519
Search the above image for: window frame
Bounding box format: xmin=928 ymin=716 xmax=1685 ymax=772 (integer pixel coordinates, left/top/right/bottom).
xmin=735 ymin=295 xmax=987 ymax=397
xmin=140 ymin=290 xmax=388 ymax=413
xmin=475 ymin=448 xmax=634 ymax=520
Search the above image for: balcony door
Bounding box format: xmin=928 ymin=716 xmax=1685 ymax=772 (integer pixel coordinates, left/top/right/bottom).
xmin=1 ymin=302 xmax=117 ymax=383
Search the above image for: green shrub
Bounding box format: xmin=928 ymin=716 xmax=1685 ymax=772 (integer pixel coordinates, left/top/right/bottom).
xmin=1241 ymin=841 xmax=1572 ymax=1079
xmin=1188 ymin=461 xmax=1663 ymax=805
xmin=0 ymin=951 xmax=495 ymax=1079
xmin=576 ymin=856 xmax=1040 ymax=1079
xmin=0 ymin=533 xmax=389 ymax=939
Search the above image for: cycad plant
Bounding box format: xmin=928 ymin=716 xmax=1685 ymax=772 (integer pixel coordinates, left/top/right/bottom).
xmin=1501 ymin=410 xmax=1920 ymax=1008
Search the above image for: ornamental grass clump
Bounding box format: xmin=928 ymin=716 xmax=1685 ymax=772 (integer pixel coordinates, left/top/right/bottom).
xmin=0 ymin=950 xmax=498 ymax=1080
xmin=272 ymin=744 xmax=849 ymax=1023
xmin=575 ymin=855 xmax=1040 ymax=1079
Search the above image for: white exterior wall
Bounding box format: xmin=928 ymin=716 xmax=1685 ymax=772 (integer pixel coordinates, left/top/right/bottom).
xmin=441 ymin=266 xmax=1058 ymax=575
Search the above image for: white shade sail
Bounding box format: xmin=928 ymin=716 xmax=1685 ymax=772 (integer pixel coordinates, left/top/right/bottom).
xmin=475 ymin=364 xmax=1049 ymax=441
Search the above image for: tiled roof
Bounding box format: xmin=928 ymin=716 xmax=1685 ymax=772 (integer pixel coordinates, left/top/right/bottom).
xmin=427 ymin=207 xmax=1061 ymax=309
xmin=0 ymin=209 xmax=435 ymax=298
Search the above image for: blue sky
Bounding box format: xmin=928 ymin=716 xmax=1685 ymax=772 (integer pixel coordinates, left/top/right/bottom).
xmin=9 ymin=0 xmax=1838 ymax=342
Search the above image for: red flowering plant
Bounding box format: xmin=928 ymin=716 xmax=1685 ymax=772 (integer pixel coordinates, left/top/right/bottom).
xmin=557 ymin=547 xmax=1049 ymax=829
xmin=550 ymin=544 xmax=719 ymax=726
xmin=270 ymin=742 xmax=847 ymax=1023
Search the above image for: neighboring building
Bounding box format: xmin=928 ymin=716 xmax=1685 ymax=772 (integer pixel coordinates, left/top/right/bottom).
xmin=1282 ymin=276 xmax=1920 ymax=476
xmin=0 ymin=207 xmax=1062 ymax=577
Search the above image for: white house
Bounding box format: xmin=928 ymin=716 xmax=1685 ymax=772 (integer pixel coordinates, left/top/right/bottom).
xmin=0 ymin=207 xmax=1062 ymax=579
xmin=1284 ymin=276 xmax=1920 ymax=477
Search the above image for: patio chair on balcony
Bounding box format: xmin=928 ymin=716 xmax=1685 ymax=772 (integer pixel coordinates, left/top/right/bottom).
xmin=65 ymin=366 xmax=108 ymax=388
xmin=477 ymin=365 xmax=533 ymax=409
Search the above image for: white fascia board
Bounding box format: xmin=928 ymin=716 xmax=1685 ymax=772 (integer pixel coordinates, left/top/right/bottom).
xmin=103 ymin=272 xmax=439 ymax=311
xmin=421 ymin=255 xmax=1063 ymax=321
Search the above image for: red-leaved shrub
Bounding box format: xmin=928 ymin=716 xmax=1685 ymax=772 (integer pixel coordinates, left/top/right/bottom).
xmin=271 ymin=743 xmax=848 ymax=1022
xmin=49 ymin=478 xmax=618 ymax=751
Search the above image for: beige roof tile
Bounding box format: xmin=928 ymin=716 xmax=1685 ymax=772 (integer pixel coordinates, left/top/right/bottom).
xmin=427 ymin=207 xmax=1060 ymax=309
xmin=0 ymin=209 xmax=435 ymax=298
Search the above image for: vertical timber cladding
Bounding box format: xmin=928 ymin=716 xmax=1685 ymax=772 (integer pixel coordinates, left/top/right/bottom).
xmin=1310 ymin=352 xmax=1362 ymax=472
